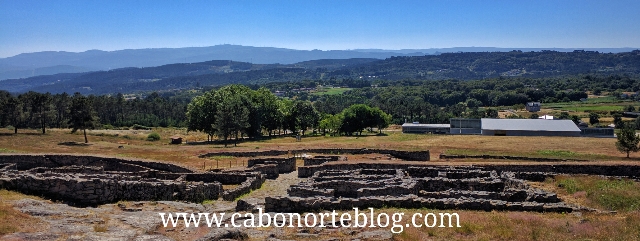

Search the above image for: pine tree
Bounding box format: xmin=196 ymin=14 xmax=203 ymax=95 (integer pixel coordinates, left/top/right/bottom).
xmin=68 ymin=93 xmax=98 ymax=143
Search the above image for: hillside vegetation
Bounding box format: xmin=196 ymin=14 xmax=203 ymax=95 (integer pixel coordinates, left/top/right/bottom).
xmin=2 ymin=50 xmax=639 ymax=95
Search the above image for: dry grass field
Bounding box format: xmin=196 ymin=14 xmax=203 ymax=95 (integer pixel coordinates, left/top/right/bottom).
xmin=1 ymin=127 xmax=640 ymax=240
xmin=0 ymin=126 xmax=637 ymax=169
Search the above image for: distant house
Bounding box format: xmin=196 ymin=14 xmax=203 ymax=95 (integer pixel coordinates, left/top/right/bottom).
xmin=538 ymin=115 xmax=555 ymax=120
xmin=526 ymin=102 xmax=541 ymax=112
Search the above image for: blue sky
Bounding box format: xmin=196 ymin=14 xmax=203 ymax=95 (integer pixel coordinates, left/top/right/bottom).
xmin=1 ymin=0 xmax=639 ymax=58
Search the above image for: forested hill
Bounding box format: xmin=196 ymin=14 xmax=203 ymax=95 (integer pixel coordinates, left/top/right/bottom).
xmin=2 ymin=50 xmax=640 ymax=95
xmin=342 ymin=50 xmax=640 ymax=80
xmin=0 ymin=45 xmax=417 ymax=80
xmin=0 ymin=59 xmax=379 ymax=94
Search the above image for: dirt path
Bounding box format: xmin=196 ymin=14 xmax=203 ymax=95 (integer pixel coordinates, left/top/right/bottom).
xmin=244 ymin=171 xmax=304 ymax=199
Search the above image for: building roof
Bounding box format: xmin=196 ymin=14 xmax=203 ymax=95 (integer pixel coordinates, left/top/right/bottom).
xmin=480 ymin=119 xmax=580 ymax=132
xmin=402 ymin=123 xmax=451 ymax=128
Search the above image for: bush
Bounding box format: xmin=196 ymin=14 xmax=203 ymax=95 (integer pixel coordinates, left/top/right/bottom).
xmin=102 ymin=124 xmax=114 ymax=130
xmin=146 ymin=132 xmax=161 ymax=141
xmin=5 ymin=125 xmax=14 ymax=131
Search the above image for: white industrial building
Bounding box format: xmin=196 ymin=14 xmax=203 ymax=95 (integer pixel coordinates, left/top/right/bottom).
xmin=479 ymin=118 xmax=581 ymax=136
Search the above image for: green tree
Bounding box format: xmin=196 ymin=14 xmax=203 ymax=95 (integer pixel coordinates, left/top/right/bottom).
xmin=530 ymin=113 xmax=539 ymax=119
xmin=465 ymin=98 xmax=482 ymax=109
xmin=589 ymin=112 xmax=600 ymax=125
xmin=214 ymin=95 xmax=250 ymax=147
xmin=616 ymin=123 xmax=640 ymax=158
xmin=485 ymin=108 xmax=499 ymax=118
xmin=571 ymin=115 xmax=581 ymax=125
xmin=254 ymin=87 xmax=282 ymax=136
xmin=29 ymin=92 xmax=52 ymax=134
xmin=319 ymin=114 xmax=343 ymax=136
xmin=559 ymin=111 xmax=570 ymax=120
xmin=68 ymin=93 xmax=98 ymax=143
xmin=291 ymin=101 xmax=319 ymax=135
xmin=2 ymin=96 xmax=24 ymax=134
xmin=613 ymin=113 xmax=624 ymax=128
xmin=371 ymin=107 xmax=392 ymax=133
xmin=340 ymin=104 xmax=373 ymax=135
xmin=186 ymin=90 xmax=218 ymax=141
xmin=625 ymin=105 xmax=636 ymax=112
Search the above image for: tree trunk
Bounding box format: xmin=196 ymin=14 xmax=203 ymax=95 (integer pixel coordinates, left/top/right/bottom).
xmin=14 ymin=127 xmax=17 ymax=134
xmin=83 ymin=129 xmax=88 ymax=143
xmin=627 ymin=151 xmax=630 ymax=158
xmin=234 ymin=132 xmax=238 ymax=147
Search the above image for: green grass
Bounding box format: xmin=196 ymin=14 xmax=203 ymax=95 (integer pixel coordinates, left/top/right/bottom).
xmin=536 ymin=150 xmax=576 ymax=158
xmin=446 ymin=149 xmax=608 ymax=161
xmin=206 ymin=155 xmax=234 ymax=159
xmin=0 ymin=148 xmax=17 ymax=153
xmin=547 ymin=96 xmax=621 ymax=106
xmin=544 ymin=96 xmax=634 ymax=112
xmin=557 ymin=176 xmax=640 ymax=211
xmin=557 ymin=105 xmax=624 ymax=112
xmin=311 ymin=87 xmax=352 ymax=96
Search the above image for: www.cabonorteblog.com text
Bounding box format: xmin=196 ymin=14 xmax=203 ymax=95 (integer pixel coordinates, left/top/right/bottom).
xmin=159 ymin=208 xmax=461 ymax=233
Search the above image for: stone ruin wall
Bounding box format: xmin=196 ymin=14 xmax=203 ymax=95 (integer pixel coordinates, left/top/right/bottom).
xmin=264 ymin=161 xmax=640 ymax=213
xmin=298 ymin=162 xmax=640 ymax=179
xmin=247 ymin=157 xmax=296 ymax=174
xmin=439 ymin=154 xmax=590 ymax=162
xmin=266 ymin=166 xmax=574 ymax=213
xmin=0 ymin=162 xmax=220 ymax=206
xmin=0 ymin=154 xmax=194 ymax=173
xmin=303 ymin=156 xmax=346 ymax=166
xmin=0 ymin=154 xmax=267 ymax=205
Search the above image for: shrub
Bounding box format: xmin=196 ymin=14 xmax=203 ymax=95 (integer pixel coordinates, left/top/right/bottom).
xmin=102 ymin=124 xmax=114 ymax=130
xmin=146 ymin=132 xmax=161 ymax=141
xmin=5 ymin=125 xmax=14 ymax=131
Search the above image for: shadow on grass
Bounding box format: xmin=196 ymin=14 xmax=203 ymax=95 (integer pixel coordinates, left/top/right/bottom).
xmin=5 ymin=133 xmax=44 ymax=136
xmin=57 ymin=142 xmax=91 ymax=146
xmin=186 ymin=132 xmax=388 ymax=145
xmin=186 ymin=133 xmax=295 ymax=145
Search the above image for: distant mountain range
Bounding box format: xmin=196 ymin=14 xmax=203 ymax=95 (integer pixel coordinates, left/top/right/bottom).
xmin=3 ymin=50 xmax=640 ymax=95
xmin=1 ymin=44 xmax=637 ymax=80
